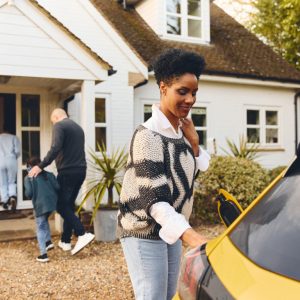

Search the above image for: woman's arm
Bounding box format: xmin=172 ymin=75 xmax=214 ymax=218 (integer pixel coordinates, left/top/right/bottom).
xmin=150 ymin=202 xmax=207 ymax=247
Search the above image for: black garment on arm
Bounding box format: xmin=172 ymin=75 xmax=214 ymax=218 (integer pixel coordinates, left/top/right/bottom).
xmin=39 ymin=118 xmax=86 ymax=172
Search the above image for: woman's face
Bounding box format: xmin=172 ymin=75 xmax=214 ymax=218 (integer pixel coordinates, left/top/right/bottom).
xmin=160 ymin=73 xmax=198 ymax=123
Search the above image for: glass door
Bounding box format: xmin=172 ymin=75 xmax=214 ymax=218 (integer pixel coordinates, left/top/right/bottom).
xmin=17 ymin=94 xmax=41 ymax=209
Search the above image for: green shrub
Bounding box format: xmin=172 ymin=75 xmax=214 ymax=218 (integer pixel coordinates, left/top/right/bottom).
xmin=268 ymin=165 xmax=287 ymax=182
xmin=220 ymin=135 xmax=260 ymax=161
xmin=192 ymin=156 xmax=270 ymax=224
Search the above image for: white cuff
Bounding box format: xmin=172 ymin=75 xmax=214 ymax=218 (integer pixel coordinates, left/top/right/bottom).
xmin=150 ymin=202 xmax=191 ymax=244
xmin=195 ymin=147 xmax=210 ymax=171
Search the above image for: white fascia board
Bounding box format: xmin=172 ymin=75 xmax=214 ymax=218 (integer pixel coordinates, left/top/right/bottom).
xmin=14 ymin=0 xmax=108 ymax=81
xmin=201 ymin=75 xmax=300 ymax=89
xmin=0 ymin=0 xmax=8 ymax=7
xmin=80 ymin=0 xmax=148 ymax=79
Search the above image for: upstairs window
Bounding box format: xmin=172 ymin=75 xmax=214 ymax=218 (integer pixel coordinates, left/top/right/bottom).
xmin=166 ymin=0 xmax=208 ymax=42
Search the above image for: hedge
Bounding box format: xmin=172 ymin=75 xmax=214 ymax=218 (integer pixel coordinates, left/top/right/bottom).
xmin=191 ymin=156 xmax=273 ymax=224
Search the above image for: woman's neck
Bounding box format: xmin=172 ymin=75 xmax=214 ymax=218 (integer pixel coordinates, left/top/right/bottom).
xmin=160 ymin=105 xmax=180 ymax=133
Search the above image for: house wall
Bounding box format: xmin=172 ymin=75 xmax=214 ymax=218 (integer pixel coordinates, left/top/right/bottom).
xmin=136 ymin=0 xmax=163 ymax=36
xmin=0 ymin=4 xmax=95 ymax=80
xmin=134 ymin=77 xmax=296 ymax=169
xmin=37 ymin=0 xmax=147 ymax=152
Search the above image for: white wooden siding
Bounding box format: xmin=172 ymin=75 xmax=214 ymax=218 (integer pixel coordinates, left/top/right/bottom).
xmin=37 ymin=0 xmax=147 ymax=76
xmin=0 ymin=4 xmax=96 ymax=80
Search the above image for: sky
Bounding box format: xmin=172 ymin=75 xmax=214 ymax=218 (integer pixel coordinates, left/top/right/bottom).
xmin=213 ymin=0 xmax=256 ymax=25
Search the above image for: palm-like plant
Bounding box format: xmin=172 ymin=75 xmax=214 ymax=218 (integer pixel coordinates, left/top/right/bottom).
xmin=221 ymin=135 xmax=260 ymax=161
xmin=77 ymin=142 xmax=128 ymax=221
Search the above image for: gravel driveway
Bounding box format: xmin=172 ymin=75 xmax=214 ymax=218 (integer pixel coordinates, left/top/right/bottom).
xmin=0 ymin=225 xmax=224 ymax=300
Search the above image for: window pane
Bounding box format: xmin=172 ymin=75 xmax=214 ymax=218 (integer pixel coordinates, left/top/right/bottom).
xmin=247 ymin=110 xmax=259 ymax=125
xmin=266 ymin=111 xmax=278 ymax=125
xmin=21 ymin=95 xmax=40 ymax=127
xmin=247 ymin=128 xmax=260 ymax=143
xmin=188 ymin=0 xmax=201 ymax=17
xmin=95 ymin=98 xmax=106 ymax=123
xmin=230 ymin=175 xmax=300 ymax=281
xmin=266 ymin=129 xmax=278 ymax=143
xmin=197 ymin=130 xmax=206 ymax=147
xmin=188 ymin=19 xmax=201 ymax=38
xmin=144 ymin=105 xmax=152 ymax=121
xmin=95 ymin=127 xmax=106 ymax=149
xmin=166 ymin=0 xmax=181 ymax=13
xmin=191 ymin=107 xmax=206 ymax=126
xmin=167 ymin=15 xmax=181 ymax=35
xmin=23 ymin=170 xmax=30 ymax=201
xmin=22 ymin=131 xmax=40 ymax=164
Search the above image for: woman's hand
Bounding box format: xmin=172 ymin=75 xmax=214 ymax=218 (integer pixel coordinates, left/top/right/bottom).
xmin=181 ymin=118 xmax=200 ymax=157
xmin=180 ymin=228 xmax=208 ymax=249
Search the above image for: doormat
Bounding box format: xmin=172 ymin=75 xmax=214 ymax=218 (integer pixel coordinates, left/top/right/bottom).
xmin=0 ymin=211 xmax=26 ymax=220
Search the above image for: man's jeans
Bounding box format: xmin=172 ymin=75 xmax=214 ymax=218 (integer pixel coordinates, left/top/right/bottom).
xmin=35 ymin=212 xmax=51 ymax=255
xmin=121 ymin=237 xmax=182 ymax=300
xmin=57 ymin=171 xmax=86 ymax=243
xmin=0 ymin=157 xmax=17 ymax=203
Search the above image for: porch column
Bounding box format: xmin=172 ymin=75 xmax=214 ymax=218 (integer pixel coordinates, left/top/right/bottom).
xmin=81 ymin=80 xmax=95 ymax=150
xmin=80 ymin=80 xmax=95 ymax=211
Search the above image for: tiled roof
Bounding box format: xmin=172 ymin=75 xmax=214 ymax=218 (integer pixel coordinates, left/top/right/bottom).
xmin=30 ymin=0 xmax=112 ymax=71
xmin=91 ymin=0 xmax=300 ymax=84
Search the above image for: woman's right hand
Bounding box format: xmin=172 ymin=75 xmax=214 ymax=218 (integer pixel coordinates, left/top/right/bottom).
xmin=180 ymin=228 xmax=208 ymax=248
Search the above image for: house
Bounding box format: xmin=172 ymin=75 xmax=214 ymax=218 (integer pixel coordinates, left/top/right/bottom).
xmin=1 ymin=0 xmax=300 ymax=211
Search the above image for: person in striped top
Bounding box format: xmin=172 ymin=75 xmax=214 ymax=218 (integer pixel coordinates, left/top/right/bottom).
xmin=118 ymin=48 xmax=211 ymax=300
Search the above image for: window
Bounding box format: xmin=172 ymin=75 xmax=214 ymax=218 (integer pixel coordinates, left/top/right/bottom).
xmin=166 ymin=0 xmax=205 ymax=40
xmin=230 ymin=173 xmax=300 ymax=281
xmin=21 ymin=94 xmax=40 ymax=165
xmin=246 ymin=108 xmax=279 ymax=145
xmin=144 ymin=104 xmax=152 ymax=121
xmin=191 ymin=107 xmax=207 ymax=147
xmin=95 ymin=98 xmax=106 ymax=150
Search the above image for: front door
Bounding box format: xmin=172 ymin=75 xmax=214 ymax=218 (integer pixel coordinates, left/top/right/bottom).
xmin=0 ymin=92 xmax=42 ymax=209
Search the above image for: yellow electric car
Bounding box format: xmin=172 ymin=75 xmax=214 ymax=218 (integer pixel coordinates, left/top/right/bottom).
xmin=176 ymin=156 xmax=300 ymax=300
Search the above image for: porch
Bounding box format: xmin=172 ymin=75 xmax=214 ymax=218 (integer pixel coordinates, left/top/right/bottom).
xmin=0 ymin=0 xmax=111 ymax=212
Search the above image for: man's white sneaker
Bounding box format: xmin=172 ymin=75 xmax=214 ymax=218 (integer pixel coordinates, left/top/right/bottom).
xmin=71 ymin=232 xmax=95 ymax=255
xmin=58 ymin=241 xmax=72 ymax=251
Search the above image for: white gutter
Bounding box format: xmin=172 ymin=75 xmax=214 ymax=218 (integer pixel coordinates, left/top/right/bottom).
xmin=148 ymin=72 xmax=300 ymax=89
xmin=200 ymin=75 xmax=300 ymax=89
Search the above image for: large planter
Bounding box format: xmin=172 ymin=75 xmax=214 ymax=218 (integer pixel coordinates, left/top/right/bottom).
xmin=79 ymin=210 xmax=94 ymax=234
xmin=94 ymin=207 xmax=118 ymax=242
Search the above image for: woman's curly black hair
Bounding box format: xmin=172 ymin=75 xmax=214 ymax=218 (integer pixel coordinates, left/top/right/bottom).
xmin=152 ymin=48 xmax=206 ymax=86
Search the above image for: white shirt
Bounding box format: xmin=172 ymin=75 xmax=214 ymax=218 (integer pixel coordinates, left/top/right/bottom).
xmin=143 ymin=104 xmax=210 ymax=244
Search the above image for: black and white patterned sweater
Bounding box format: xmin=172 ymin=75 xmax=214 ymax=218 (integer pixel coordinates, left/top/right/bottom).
xmin=117 ymin=125 xmax=197 ymax=240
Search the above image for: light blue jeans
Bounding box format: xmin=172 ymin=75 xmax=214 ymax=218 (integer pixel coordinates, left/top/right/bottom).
xmin=0 ymin=157 xmax=17 ymax=203
xmin=121 ymin=237 xmax=182 ymax=300
xmin=35 ymin=213 xmax=51 ymax=255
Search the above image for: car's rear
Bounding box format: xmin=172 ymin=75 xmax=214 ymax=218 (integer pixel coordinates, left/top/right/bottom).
xmin=177 ymin=157 xmax=300 ymax=299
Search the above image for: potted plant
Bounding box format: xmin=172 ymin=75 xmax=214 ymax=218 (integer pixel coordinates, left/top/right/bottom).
xmin=77 ymin=142 xmax=127 ymax=241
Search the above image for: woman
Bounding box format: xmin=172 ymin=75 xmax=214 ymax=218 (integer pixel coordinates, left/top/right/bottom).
xmin=118 ymin=48 xmax=210 ymax=300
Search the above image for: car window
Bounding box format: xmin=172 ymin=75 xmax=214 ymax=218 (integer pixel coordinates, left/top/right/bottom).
xmin=230 ymin=174 xmax=300 ymax=281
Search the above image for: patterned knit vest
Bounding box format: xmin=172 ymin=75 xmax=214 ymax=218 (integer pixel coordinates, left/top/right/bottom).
xmin=117 ymin=125 xmax=196 ymax=240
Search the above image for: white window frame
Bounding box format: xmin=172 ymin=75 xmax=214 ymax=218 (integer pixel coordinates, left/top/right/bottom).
xmin=245 ymin=106 xmax=281 ymax=147
xmin=189 ymin=105 xmax=208 ymax=147
xmin=163 ymin=0 xmax=210 ymax=44
xmin=94 ymin=94 xmax=111 ymax=153
xmin=139 ymin=98 xmax=158 ymax=125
